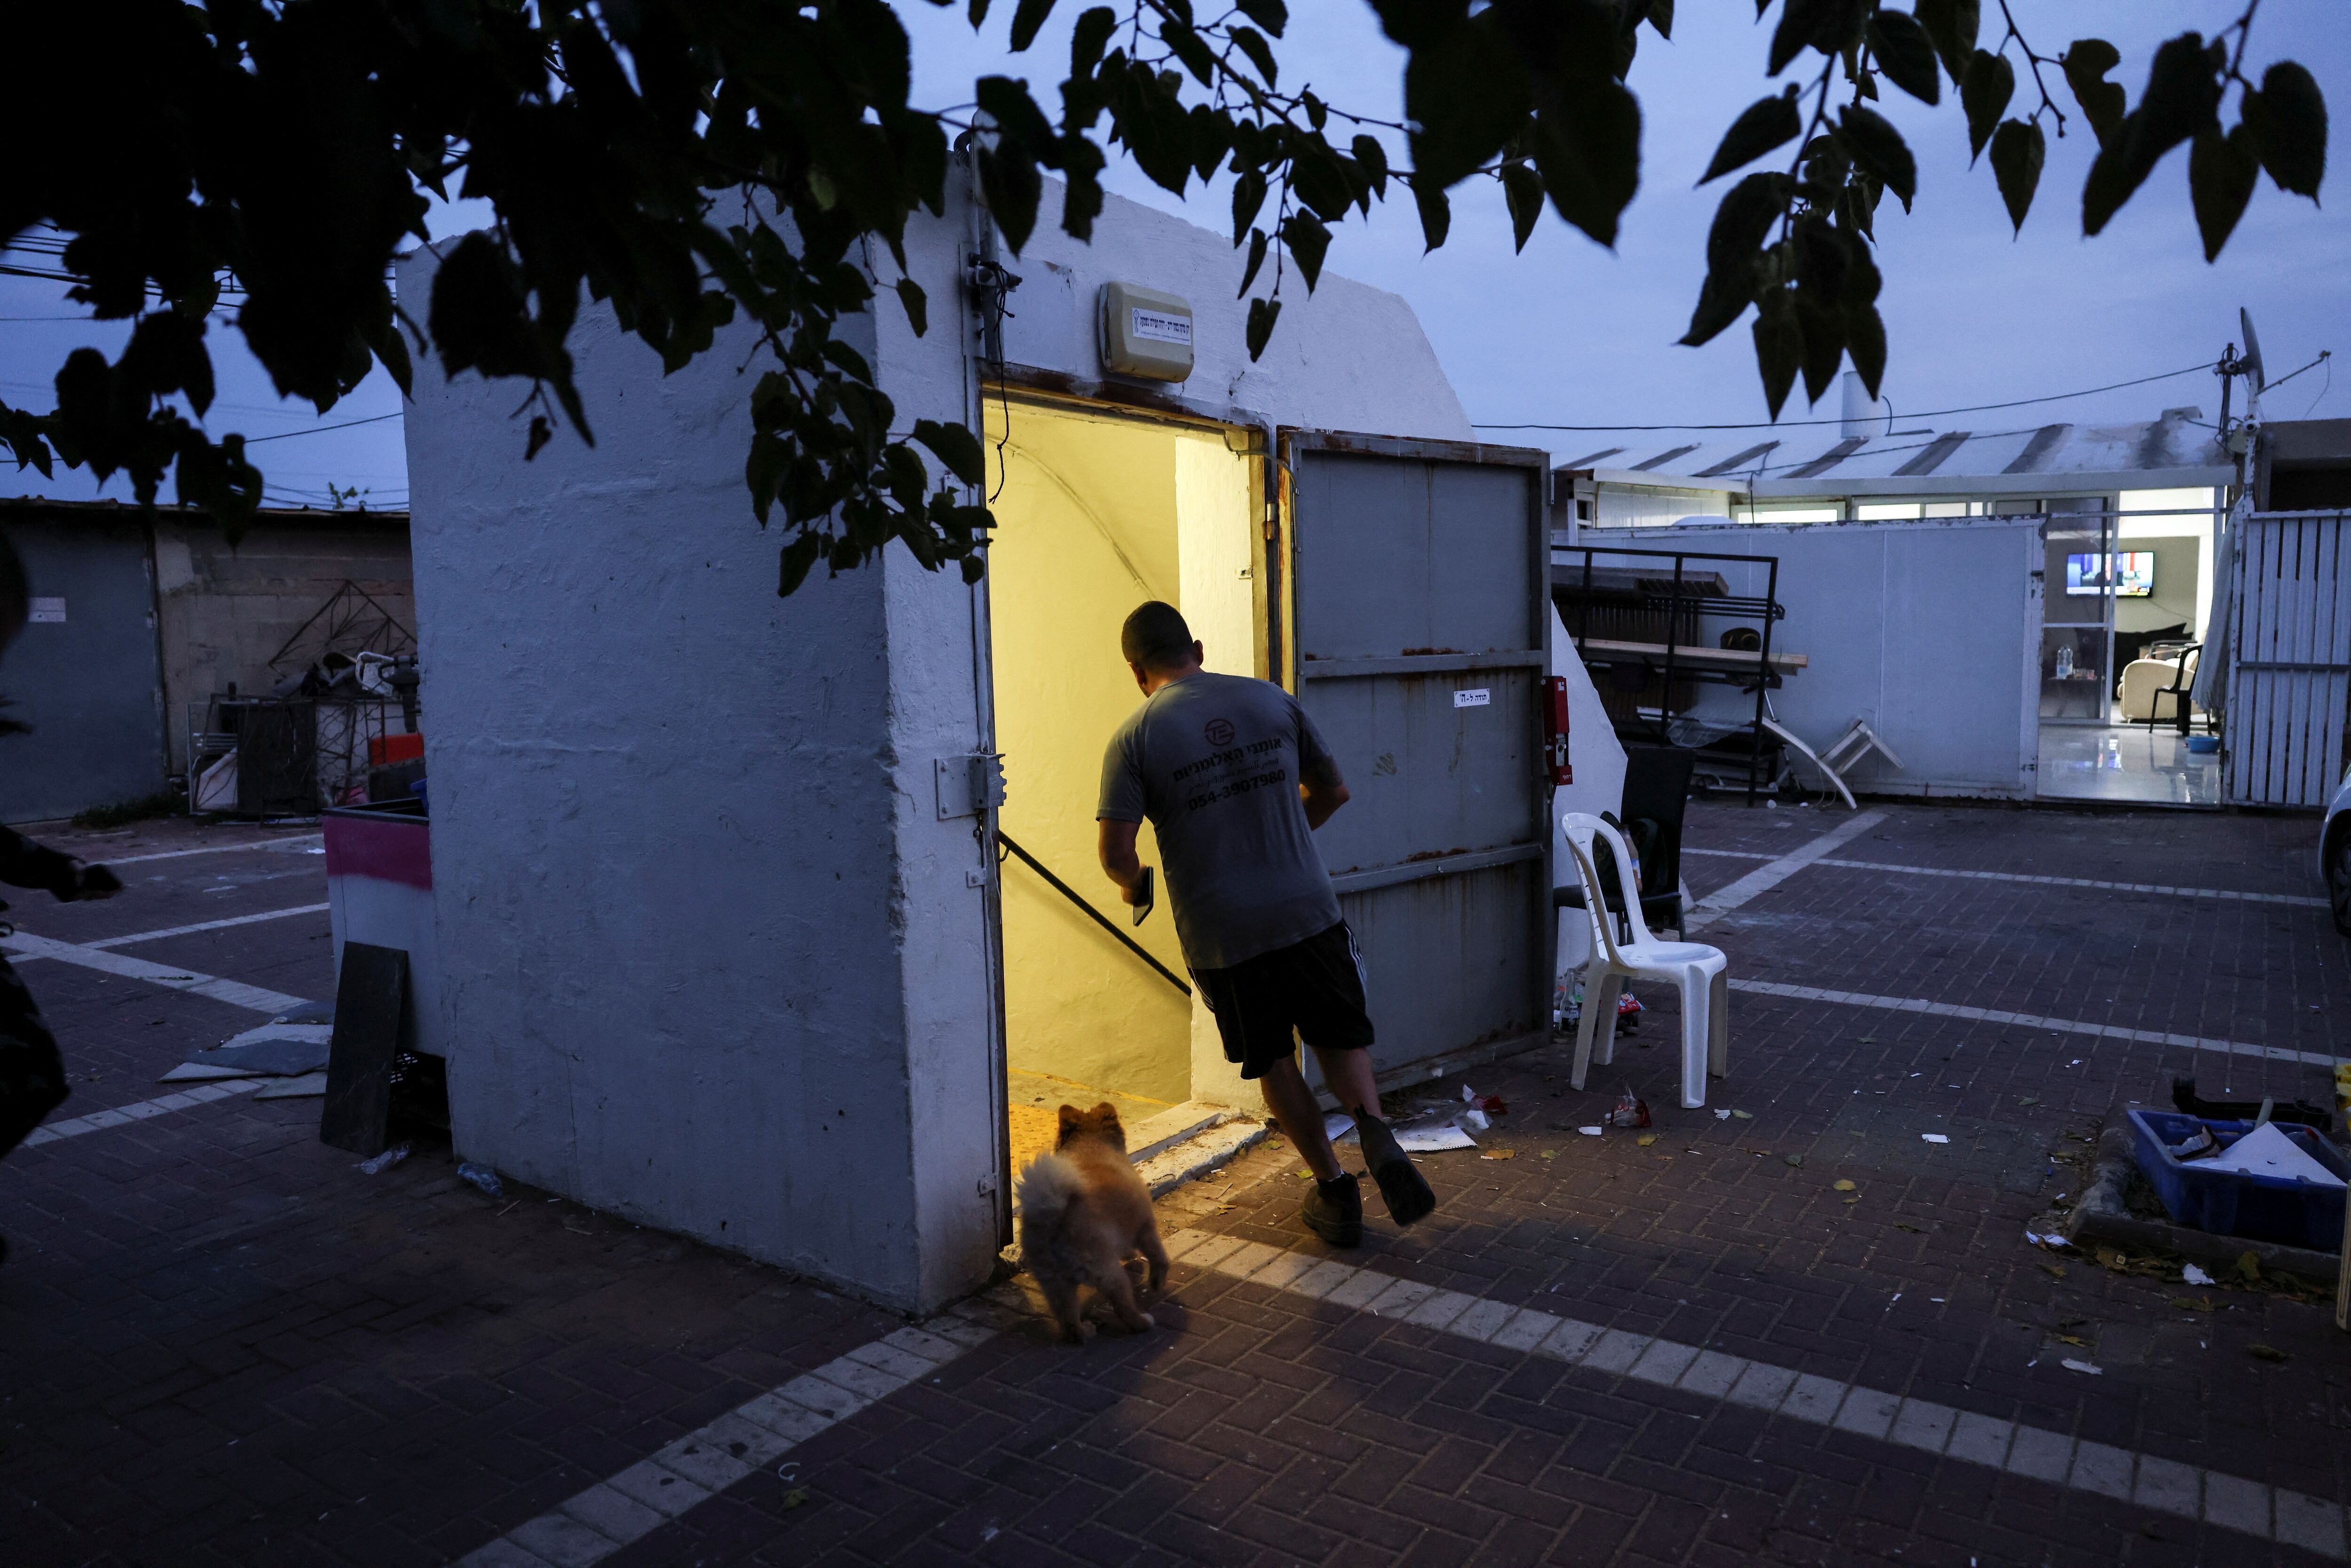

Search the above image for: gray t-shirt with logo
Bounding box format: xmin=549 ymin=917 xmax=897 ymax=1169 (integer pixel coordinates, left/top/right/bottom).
xmin=1097 ymin=671 xmax=1343 ymax=972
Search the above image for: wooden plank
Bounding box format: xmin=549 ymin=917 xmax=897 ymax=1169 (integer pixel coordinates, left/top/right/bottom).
xmin=2319 ymin=521 xmax=2351 ymax=802
xmin=319 ymin=942 xmax=408 ymax=1158
xmin=2248 ymin=527 xmax=2285 ymax=804
xmin=1572 ymin=637 xmax=1809 ymax=673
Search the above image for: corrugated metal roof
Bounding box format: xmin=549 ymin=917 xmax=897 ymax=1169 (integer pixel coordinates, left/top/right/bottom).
xmin=1565 ymin=407 xmax=2230 ymax=496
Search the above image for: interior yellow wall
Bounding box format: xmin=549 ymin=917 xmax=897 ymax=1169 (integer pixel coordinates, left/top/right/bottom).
xmin=1169 ymin=426 xmax=1264 ymax=1105
xmin=987 ymin=402 xmax=1218 ymax=1106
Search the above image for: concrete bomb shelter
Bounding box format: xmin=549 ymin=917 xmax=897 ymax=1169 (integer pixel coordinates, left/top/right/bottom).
xmin=402 ymin=172 xmax=1599 ymax=1311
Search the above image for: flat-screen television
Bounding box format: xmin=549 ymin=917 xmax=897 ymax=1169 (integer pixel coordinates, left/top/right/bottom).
xmin=2066 ymin=551 xmax=2155 ymax=597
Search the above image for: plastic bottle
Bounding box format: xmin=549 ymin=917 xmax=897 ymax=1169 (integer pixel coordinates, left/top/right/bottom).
xmin=2055 ymin=644 xmax=2075 ymax=679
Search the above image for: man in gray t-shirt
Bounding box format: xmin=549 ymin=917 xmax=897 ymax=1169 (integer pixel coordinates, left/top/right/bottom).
xmin=1097 ymin=601 xmax=1435 ymax=1247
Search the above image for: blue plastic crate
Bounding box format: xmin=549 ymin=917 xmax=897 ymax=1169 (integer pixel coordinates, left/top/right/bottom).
xmin=2127 ymin=1109 xmax=2348 ymax=1250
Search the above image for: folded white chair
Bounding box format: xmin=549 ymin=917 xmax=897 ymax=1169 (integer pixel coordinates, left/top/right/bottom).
xmin=1562 ymin=812 xmax=1730 ymax=1109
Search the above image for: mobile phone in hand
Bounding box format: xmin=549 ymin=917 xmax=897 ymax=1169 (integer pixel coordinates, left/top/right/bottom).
xmin=1131 ymin=865 xmax=1155 ymax=926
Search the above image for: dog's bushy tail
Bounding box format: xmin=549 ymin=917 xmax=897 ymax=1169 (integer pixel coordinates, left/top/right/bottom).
xmin=1015 ymin=1152 xmax=1081 ymax=1232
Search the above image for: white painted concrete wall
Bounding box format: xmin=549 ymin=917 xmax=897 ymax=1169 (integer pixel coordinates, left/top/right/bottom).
xmin=987 ymin=181 xmax=1474 ymax=441
xmin=401 ymin=169 xmax=1477 ymax=1311
xmin=1577 ymin=518 xmax=2043 ymax=799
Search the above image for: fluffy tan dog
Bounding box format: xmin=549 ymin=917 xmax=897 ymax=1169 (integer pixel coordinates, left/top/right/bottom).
xmin=1015 ymin=1103 xmax=1169 ymax=1344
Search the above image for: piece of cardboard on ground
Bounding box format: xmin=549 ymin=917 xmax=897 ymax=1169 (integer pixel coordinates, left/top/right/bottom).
xmin=320 ymin=943 xmax=408 ymax=1157
xmin=256 ymin=1072 xmax=328 ymax=1101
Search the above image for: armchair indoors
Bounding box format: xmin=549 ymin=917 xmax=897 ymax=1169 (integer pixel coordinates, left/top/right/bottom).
xmin=2117 ymin=643 xmax=2201 ymax=730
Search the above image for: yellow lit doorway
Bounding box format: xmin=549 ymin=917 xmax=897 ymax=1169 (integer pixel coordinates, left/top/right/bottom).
xmin=982 ymin=394 xmax=1261 ymax=1172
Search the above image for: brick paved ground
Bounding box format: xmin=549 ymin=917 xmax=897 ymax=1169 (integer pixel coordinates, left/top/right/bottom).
xmin=1 ymin=803 xmax=2344 ymax=1567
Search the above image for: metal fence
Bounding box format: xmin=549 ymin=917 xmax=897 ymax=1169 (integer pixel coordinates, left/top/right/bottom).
xmin=2222 ymin=510 xmax=2351 ymax=808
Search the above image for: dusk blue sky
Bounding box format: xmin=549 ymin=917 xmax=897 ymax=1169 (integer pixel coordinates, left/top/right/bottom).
xmin=3 ymin=1 xmax=2343 ymax=510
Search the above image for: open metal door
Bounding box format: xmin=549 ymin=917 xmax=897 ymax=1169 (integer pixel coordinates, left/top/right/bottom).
xmin=1280 ymin=432 xmax=1554 ymax=1084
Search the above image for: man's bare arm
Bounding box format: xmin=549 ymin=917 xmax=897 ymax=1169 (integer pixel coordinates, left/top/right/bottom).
xmin=1097 ymin=819 xmax=1148 ymax=904
xmin=1300 ymin=756 xmax=1349 ymax=830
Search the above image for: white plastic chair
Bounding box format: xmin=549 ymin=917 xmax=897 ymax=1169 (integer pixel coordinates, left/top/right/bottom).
xmin=1561 ymin=812 xmax=1729 ymax=1109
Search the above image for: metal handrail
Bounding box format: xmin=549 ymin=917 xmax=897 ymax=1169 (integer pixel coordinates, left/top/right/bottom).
xmin=995 ymin=829 xmax=1193 ymax=997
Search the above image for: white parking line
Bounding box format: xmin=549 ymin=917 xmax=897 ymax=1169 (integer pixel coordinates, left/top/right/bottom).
xmin=1171 ymin=1232 xmax=2347 ymax=1560
xmin=0 ymin=932 xmax=305 ymax=1015
xmin=99 ymin=835 xmax=324 ymax=865
xmin=1682 ymin=810 xmax=1888 ymax=930
xmin=452 ymin=1303 xmax=1017 ymax=1568
xmin=1728 ymin=977 xmax=2343 ymax=1069
xmin=1684 ymin=848 xmax=2328 ymax=909
xmin=19 ymin=1078 xmax=266 ymax=1147
xmin=83 ymin=903 xmax=331 ymax=950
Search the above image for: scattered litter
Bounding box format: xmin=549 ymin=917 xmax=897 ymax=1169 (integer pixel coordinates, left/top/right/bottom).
xmin=1481 ymin=1150 xmax=1516 ymax=1161
xmin=1296 ymin=1170 xmax=1314 ymax=1179
xmin=2170 ymin=1295 xmax=2215 ymax=1312
xmin=1636 ymin=1134 xmax=1658 ymax=1148
xmin=457 ymin=1162 xmax=505 ymax=1198
xmin=1578 ymin=1126 xmax=1604 ymax=1137
xmin=1895 ymin=1222 xmax=1925 ymax=1234
xmin=1322 ymin=1111 xmax=1361 ymax=1143
xmin=1604 ymin=1090 xmax=1651 ymax=1129
xmin=2164 ymin=1125 xmax=2219 ymax=1162
xmin=2068 ymin=1059 xmax=2082 ymax=1068
xmin=256 ymin=1072 xmax=329 ymax=1100
xmin=1713 ymin=1109 xmax=1731 ymax=1121
xmin=2024 ymin=1229 xmax=2071 ymax=1249
xmin=2039 ymin=1262 xmax=2067 ymax=1279
xmin=1396 ymin=1125 xmax=1478 ymax=1153
xmin=1833 ymin=1179 xmax=1856 ymax=1192
xmin=1539 ymin=1150 xmax=1557 ymax=1160
xmin=1460 ymin=1107 xmax=1491 ymax=1132
xmin=1921 ymin=1134 xmax=1950 ymax=1144
xmin=2181 ymin=1263 xmax=2215 ymax=1286
xmin=2060 ymin=1359 xmax=2103 ymax=1376
xmin=2236 ymin=1251 xmax=2263 ymax=1284
xmin=1729 ymin=1109 xmax=1754 ymax=1121
xmin=356 ymin=1142 xmax=412 ymax=1175
xmin=1783 ymin=1154 xmax=1803 ymax=1168
xmin=1460 ymin=1087 xmax=1509 ymax=1115
xmin=782 ymin=1488 xmax=809 ymax=1510
xmin=2248 ymin=1344 xmax=2289 ymax=1363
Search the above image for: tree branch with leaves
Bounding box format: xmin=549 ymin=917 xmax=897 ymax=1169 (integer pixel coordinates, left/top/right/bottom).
xmin=0 ymin=0 xmax=2326 ymax=599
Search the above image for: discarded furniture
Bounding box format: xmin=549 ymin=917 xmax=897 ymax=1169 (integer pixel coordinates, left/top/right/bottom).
xmin=1762 ymin=716 xmax=1905 ymax=810
xmin=1561 ymin=812 xmax=1728 ymax=1109
xmin=2128 ymin=1108 xmax=2346 ymax=1250
xmin=1553 ymin=545 xmax=1794 ymax=804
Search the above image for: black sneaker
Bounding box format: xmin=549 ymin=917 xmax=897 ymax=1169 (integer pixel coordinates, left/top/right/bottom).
xmin=1303 ymin=1172 xmax=1364 ymax=1248
xmin=1354 ymin=1109 xmax=1437 ymax=1226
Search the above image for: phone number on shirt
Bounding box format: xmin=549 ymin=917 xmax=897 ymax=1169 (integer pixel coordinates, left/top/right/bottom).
xmin=1185 ymin=766 xmax=1288 ymax=812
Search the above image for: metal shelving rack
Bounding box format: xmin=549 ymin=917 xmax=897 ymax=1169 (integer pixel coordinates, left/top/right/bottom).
xmin=1552 ymin=544 xmax=1788 ymax=805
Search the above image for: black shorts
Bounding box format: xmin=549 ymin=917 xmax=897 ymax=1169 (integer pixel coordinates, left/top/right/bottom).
xmin=1192 ymin=921 xmax=1374 ymax=1080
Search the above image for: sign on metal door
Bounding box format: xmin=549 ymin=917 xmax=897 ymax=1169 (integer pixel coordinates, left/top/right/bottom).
xmin=2223 ymin=510 xmax=2351 ymax=807
xmin=1284 ymin=432 xmax=1553 ymax=1082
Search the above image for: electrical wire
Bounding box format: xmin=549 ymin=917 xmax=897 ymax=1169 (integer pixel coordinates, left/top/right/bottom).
xmin=242 ymin=411 xmax=403 ymax=443
xmin=1471 ymin=361 xmax=2218 ymax=433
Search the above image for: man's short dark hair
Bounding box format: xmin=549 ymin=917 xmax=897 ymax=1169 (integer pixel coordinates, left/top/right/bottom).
xmin=1120 ymin=600 xmax=1195 ymax=670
